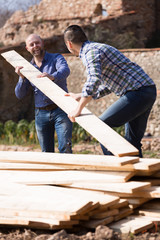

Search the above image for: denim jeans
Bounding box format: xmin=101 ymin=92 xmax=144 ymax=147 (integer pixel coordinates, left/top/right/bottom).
xmin=99 ymin=85 xmax=157 ymax=157
xmin=35 ymin=107 xmax=72 ymax=153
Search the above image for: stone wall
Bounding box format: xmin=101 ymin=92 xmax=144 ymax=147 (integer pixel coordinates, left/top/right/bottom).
xmin=0 ymin=0 xmax=157 ymax=49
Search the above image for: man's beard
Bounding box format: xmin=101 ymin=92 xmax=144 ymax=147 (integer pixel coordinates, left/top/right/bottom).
xmin=33 ymin=49 xmax=44 ymax=57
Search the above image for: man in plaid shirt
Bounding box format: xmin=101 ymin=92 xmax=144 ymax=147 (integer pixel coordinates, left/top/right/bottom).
xmin=64 ymin=25 xmax=157 ymax=157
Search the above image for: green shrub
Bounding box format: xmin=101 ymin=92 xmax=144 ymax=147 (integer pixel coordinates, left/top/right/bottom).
xmin=0 ymin=119 xmax=125 ymax=146
xmin=16 ymin=119 xmax=29 ymax=143
xmin=29 ymin=120 xmax=38 ymax=144
xmin=4 ymin=120 xmax=17 ymax=144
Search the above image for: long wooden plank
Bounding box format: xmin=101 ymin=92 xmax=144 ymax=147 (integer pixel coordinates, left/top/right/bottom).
xmin=138 ymin=209 xmax=160 ymax=218
xmin=0 ymin=162 xmax=67 ymax=171
xmin=113 ymin=207 xmax=133 ymax=221
xmin=0 ymin=151 xmax=139 ymax=167
xmin=90 ymin=208 xmax=119 ymax=219
xmin=0 ymin=194 xmax=94 ymax=219
xmin=0 ymin=215 xmax=78 ymax=229
xmin=109 ymin=199 xmax=129 ymax=210
xmin=132 ymin=215 xmax=160 ymax=225
xmin=0 ymin=184 xmax=119 ymax=213
xmin=110 ymin=186 xmax=160 ymax=198
xmin=1 ymin=50 xmax=139 ymax=157
xmin=122 ymin=198 xmax=151 ymax=205
xmin=109 ymin=216 xmax=154 ymax=234
xmin=68 ymin=181 xmax=151 ymax=194
xmin=0 ymin=170 xmax=134 ymax=185
xmin=131 ymin=186 xmax=160 ymax=198
xmin=81 ymin=216 xmax=114 ymax=229
xmin=134 ymin=158 xmax=160 ymax=172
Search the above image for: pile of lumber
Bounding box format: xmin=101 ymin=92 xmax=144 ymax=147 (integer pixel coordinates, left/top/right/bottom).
xmin=0 ymin=151 xmax=159 ymax=234
xmin=1 ymin=49 xmax=160 ymax=235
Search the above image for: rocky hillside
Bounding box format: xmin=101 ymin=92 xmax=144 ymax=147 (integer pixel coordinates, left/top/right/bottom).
xmin=0 ymin=0 xmax=157 ymax=49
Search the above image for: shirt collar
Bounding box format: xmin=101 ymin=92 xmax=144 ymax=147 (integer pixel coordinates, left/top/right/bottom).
xmin=79 ymin=41 xmax=90 ymax=59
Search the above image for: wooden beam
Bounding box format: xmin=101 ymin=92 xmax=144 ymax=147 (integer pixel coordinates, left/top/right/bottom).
xmin=68 ymin=181 xmax=151 ymax=194
xmin=109 ymin=216 xmax=154 ymax=234
xmin=0 ymin=151 xmax=139 ymax=167
xmin=0 ymin=170 xmax=134 ymax=185
xmin=1 ymin=50 xmax=139 ymax=157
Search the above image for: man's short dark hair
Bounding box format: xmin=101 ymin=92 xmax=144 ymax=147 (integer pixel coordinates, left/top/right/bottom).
xmin=64 ymin=25 xmax=88 ymax=44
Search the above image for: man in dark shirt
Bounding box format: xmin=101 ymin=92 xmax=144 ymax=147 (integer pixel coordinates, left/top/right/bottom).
xmin=15 ymin=34 xmax=72 ymax=153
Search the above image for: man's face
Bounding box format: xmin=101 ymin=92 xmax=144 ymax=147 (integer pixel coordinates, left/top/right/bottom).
xmin=26 ymin=35 xmax=44 ymax=57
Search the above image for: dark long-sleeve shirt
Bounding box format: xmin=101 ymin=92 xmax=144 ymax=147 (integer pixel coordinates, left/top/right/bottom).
xmin=15 ymin=51 xmax=70 ymax=107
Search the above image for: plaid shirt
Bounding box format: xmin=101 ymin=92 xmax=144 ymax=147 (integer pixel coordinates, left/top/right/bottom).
xmin=79 ymin=41 xmax=155 ymax=99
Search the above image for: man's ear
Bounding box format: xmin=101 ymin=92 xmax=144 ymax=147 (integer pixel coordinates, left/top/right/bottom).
xmin=67 ymin=40 xmax=73 ymax=49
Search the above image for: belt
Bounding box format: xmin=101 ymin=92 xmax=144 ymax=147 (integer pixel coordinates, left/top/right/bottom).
xmin=35 ymin=103 xmax=58 ymax=111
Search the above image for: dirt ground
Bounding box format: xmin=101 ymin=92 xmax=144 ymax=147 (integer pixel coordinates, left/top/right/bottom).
xmin=0 ymin=224 xmax=160 ymax=240
xmin=0 ymin=143 xmax=160 ymax=239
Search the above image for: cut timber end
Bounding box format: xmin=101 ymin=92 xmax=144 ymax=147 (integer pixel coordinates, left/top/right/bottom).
xmin=1 ymin=50 xmax=139 ymax=157
xmin=117 ymin=151 xmax=139 ymax=157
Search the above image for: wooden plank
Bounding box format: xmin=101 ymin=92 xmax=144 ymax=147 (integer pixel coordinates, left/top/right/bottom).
xmin=131 ymin=215 xmax=160 ymax=225
xmin=1 ymin=50 xmax=139 ymax=157
xmin=0 ymin=184 xmax=119 ymax=214
xmin=0 ymin=163 xmax=135 ymax=172
xmin=69 ymin=181 xmax=151 ymax=194
xmin=122 ymin=198 xmax=151 ymax=205
xmin=0 ymin=182 xmax=26 ymax=196
xmin=88 ymin=171 xmax=135 ymax=182
xmin=154 ymin=171 xmax=160 ymax=178
xmin=81 ymin=216 xmax=114 ymax=229
xmin=0 ymin=215 xmax=78 ymax=230
xmin=112 ymin=186 xmax=160 ymax=198
xmin=134 ymin=158 xmax=160 ymax=172
xmin=109 ymin=199 xmax=129 ymax=210
xmin=114 ymin=207 xmax=133 ymax=221
xmin=0 ymin=162 xmax=66 ymax=171
xmin=138 ymin=209 xmax=160 ymax=218
xmin=0 ymin=170 xmax=134 ymax=185
xmin=90 ymin=208 xmax=119 ymax=219
xmin=0 ymin=151 xmax=139 ymax=167
xmin=71 ymin=203 xmax=100 ymax=220
xmin=131 ymin=186 xmax=160 ymax=198
xmin=109 ymin=217 xmax=154 ymax=234
xmin=0 ymin=185 xmax=95 ymax=215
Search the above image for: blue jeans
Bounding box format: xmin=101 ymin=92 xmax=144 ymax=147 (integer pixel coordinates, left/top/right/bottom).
xmin=35 ymin=107 xmax=72 ymax=153
xmin=99 ymin=85 xmax=157 ymax=157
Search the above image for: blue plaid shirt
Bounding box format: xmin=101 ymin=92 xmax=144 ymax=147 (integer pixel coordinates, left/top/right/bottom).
xmin=79 ymin=41 xmax=155 ymax=99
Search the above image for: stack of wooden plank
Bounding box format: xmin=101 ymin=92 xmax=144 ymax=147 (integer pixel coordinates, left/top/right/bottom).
xmin=1 ymin=50 xmax=160 ymax=235
xmin=0 ymin=151 xmax=159 ymax=234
